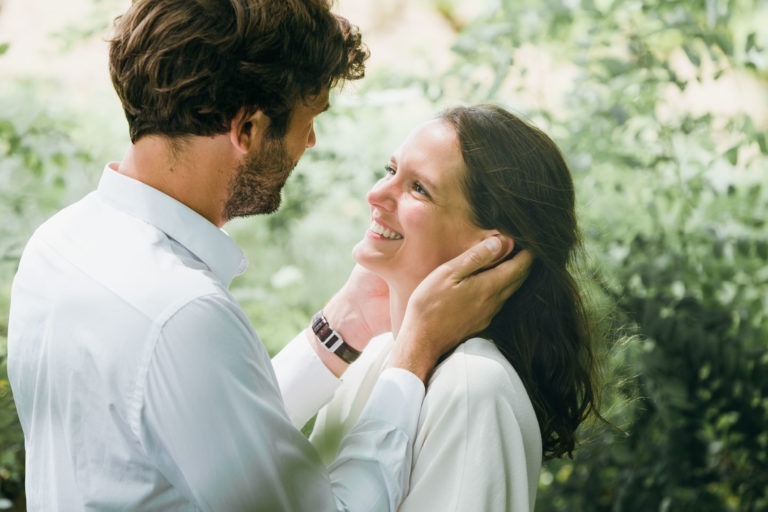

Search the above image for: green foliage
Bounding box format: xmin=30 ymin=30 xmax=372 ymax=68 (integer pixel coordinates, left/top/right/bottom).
xmin=425 ymin=0 xmax=768 ymax=510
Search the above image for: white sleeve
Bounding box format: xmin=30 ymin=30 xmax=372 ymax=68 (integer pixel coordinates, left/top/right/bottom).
xmin=138 ymin=295 xmax=424 ymax=512
xmin=272 ymin=330 xmax=340 ymax=428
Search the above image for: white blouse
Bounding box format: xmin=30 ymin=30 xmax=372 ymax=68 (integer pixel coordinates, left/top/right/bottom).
xmin=311 ymin=333 xmax=543 ymax=512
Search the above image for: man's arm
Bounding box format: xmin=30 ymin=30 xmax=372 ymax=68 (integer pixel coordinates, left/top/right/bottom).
xmin=274 ymin=236 xmax=532 ymax=423
xmin=141 ymin=295 xmax=423 ymax=511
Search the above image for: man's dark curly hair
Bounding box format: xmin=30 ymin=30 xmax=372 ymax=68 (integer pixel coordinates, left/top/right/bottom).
xmin=109 ymin=0 xmax=369 ymax=143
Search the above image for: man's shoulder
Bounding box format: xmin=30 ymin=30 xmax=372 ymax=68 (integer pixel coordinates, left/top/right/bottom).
xmin=25 ymin=191 xmax=230 ymax=321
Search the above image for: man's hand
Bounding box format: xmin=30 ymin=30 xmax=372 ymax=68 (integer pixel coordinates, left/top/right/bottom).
xmin=389 ymin=236 xmax=533 ymax=382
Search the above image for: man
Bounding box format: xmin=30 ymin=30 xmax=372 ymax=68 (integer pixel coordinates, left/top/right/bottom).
xmin=7 ymin=0 xmax=531 ymax=510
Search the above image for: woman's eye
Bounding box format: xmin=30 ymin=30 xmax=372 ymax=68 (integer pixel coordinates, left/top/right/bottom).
xmin=413 ymin=182 xmax=428 ymax=196
xmin=382 ymin=164 xmax=429 ymax=198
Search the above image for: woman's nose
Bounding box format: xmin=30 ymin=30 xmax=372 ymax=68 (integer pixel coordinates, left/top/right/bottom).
xmin=367 ymin=177 xmax=395 ymax=211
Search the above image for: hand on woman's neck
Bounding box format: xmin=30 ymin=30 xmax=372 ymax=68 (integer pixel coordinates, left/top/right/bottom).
xmin=387 ymin=282 xmax=417 ymax=339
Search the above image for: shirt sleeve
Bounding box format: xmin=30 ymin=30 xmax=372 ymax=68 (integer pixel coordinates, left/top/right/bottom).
xmin=271 ymin=330 xmax=340 ymax=429
xmin=137 ymin=294 xmax=424 ymax=512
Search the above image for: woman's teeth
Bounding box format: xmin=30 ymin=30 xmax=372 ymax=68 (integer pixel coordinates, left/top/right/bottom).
xmin=370 ymin=219 xmax=403 ymax=240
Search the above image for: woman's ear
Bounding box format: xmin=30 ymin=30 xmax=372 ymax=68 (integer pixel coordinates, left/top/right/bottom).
xmin=229 ymin=109 xmax=270 ymax=154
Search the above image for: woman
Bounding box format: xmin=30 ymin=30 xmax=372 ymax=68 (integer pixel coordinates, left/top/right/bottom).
xmin=310 ymin=105 xmax=599 ymax=511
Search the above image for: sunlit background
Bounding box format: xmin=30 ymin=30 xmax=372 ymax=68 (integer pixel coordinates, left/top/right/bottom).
xmin=1 ymin=0 xmax=767 ymax=510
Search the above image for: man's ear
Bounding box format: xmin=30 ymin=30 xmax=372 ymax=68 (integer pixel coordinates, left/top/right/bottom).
xmin=229 ymin=109 xmax=269 ymax=154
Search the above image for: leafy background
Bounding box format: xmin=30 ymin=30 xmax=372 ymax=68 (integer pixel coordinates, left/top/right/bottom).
xmin=1 ymin=0 xmax=766 ymax=510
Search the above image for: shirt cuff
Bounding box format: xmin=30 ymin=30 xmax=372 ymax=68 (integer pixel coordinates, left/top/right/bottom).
xmin=272 ymin=330 xmax=341 ymax=428
xmin=358 ymin=368 xmax=425 ymax=437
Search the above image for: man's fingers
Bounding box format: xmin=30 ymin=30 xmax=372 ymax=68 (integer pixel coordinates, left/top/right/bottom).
xmin=480 ymin=249 xmax=534 ymax=301
xmin=447 ymin=236 xmax=513 ymax=281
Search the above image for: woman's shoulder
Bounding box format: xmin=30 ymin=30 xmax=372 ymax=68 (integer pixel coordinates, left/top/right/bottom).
xmin=426 ymin=337 xmax=537 ymax=419
xmin=431 ymin=338 xmax=525 ymax=392
xmin=413 ymin=337 xmax=542 ymax=510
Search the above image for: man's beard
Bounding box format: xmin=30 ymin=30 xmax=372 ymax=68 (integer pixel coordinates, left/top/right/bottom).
xmin=223 ymin=134 xmax=296 ymax=220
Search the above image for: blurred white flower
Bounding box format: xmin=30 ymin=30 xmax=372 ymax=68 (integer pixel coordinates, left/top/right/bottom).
xmin=271 ymin=265 xmax=303 ymax=289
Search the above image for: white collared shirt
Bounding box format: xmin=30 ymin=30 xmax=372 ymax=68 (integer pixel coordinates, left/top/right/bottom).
xmin=8 ymin=164 xmax=424 ymax=511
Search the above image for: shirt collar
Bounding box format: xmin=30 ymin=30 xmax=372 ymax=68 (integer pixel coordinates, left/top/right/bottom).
xmin=96 ymin=164 xmax=248 ymax=287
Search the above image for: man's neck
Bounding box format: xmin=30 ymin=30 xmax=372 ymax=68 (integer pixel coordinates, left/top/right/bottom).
xmin=117 ymin=134 xmax=236 ymax=227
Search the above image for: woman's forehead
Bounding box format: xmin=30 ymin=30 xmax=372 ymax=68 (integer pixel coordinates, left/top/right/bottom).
xmin=394 ymin=119 xmax=458 ymax=161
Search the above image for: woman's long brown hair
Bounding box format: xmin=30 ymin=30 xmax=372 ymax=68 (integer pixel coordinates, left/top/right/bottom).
xmin=442 ymin=105 xmax=599 ymax=458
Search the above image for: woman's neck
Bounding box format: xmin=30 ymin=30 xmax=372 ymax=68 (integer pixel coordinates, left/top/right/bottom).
xmin=387 ymin=281 xmax=417 ymax=339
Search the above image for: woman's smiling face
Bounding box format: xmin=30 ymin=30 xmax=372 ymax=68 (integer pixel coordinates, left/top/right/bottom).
xmin=352 ymin=119 xmax=493 ymax=291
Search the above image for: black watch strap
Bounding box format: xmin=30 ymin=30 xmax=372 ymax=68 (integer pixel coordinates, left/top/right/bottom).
xmin=311 ymin=310 xmax=361 ymax=364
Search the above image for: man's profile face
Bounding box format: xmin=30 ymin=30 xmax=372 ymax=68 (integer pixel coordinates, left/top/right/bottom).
xmin=223 ymin=133 xmax=294 ymax=218
xmin=222 ymin=88 xmax=330 ymax=219
xmin=280 ymin=88 xmax=330 ymax=164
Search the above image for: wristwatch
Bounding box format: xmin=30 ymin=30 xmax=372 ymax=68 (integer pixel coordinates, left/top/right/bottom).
xmin=311 ymin=310 xmax=362 ymax=364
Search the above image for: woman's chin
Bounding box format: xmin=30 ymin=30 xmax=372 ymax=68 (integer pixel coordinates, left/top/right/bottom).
xmin=352 ymin=244 xmax=391 ymax=279
xmin=351 ymin=240 xmax=367 ymax=265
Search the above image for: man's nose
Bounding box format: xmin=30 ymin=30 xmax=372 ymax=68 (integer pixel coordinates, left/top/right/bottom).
xmin=306 ymin=123 xmax=316 ymax=149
